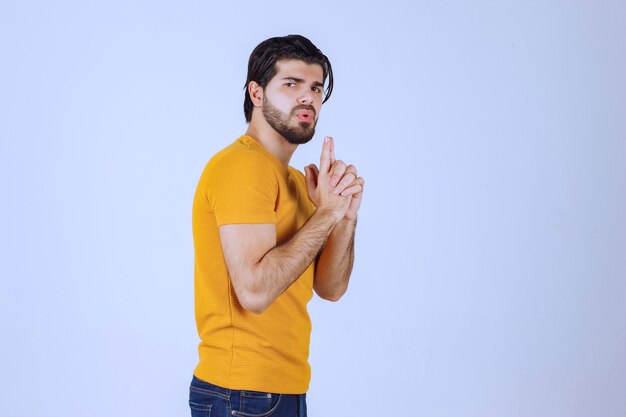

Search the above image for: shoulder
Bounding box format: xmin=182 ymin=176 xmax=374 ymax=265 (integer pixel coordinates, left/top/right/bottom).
xmin=200 ymin=139 xmax=277 ymax=187
xmin=210 ymin=138 xmax=273 ymax=171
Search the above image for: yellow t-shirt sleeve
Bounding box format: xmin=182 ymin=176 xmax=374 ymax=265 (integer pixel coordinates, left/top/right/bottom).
xmin=207 ymin=150 xmax=278 ymax=226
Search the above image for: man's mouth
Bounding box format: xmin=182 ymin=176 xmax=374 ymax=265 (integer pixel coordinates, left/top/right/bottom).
xmin=295 ymin=109 xmax=314 ymax=122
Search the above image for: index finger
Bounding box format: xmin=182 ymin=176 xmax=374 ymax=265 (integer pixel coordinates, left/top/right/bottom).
xmin=320 ymin=136 xmax=333 ymax=173
xmin=329 ymin=136 xmax=335 ymax=166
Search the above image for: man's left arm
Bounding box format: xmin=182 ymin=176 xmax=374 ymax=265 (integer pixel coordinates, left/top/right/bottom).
xmin=313 ymin=217 xmax=357 ymax=301
xmin=304 ymin=137 xmax=364 ymax=301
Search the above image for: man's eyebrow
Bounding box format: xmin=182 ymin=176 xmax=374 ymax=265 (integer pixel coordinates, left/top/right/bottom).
xmin=282 ymin=77 xmax=324 ymax=87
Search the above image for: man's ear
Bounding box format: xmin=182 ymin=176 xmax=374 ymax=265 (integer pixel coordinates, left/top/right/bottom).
xmin=248 ymin=81 xmax=264 ymax=107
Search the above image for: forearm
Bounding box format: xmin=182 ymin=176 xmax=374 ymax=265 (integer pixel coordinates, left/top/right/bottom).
xmin=314 ymin=217 xmax=356 ymax=301
xmin=245 ymin=209 xmax=339 ymax=312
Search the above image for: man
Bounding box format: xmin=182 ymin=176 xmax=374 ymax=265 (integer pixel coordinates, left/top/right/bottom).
xmin=189 ymin=34 xmax=364 ymax=417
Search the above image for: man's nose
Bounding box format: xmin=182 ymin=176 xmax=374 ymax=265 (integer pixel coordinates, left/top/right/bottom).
xmin=298 ymin=91 xmax=313 ymax=105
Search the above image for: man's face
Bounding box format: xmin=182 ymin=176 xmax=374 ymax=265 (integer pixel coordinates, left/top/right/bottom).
xmin=261 ymin=60 xmax=325 ymax=145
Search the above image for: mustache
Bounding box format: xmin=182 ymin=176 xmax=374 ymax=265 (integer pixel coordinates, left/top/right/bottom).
xmin=292 ymin=104 xmax=316 ymax=116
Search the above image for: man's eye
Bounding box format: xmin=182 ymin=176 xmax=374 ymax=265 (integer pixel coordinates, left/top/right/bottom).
xmin=286 ymin=82 xmax=296 ymax=87
xmin=312 ymin=87 xmax=321 ymax=93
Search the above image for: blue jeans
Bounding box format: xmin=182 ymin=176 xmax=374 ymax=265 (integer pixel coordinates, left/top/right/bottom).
xmin=189 ymin=375 xmax=307 ymax=417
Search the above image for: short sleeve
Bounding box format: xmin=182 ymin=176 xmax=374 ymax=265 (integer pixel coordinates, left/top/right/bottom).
xmin=206 ymin=150 xmax=278 ymax=226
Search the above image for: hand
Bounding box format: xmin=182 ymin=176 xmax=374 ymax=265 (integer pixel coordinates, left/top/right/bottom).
xmin=327 ymin=137 xmax=364 ymax=221
xmin=304 ymin=137 xmax=351 ymax=223
xmin=304 ymin=137 xmax=364 ymax=222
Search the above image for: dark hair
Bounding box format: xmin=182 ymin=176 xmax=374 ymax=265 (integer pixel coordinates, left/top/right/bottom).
xmin=243 ymin=34 xmax=334 ymax=122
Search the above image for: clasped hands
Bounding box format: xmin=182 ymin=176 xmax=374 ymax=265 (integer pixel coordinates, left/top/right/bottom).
xmin=304 ymin=136 xmax=364 ymax=222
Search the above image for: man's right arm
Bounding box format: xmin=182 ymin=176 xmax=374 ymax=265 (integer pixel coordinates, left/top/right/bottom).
xmin=220 ymin=207 xmax=339 ymax=314
xmin=220 ymin=137 xmax=356 ymax=314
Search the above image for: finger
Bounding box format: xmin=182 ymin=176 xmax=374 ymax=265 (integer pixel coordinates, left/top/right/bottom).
xmin=344 ymin=164 xmax=357 ymax=178
xmin=328 ymin=160 xmax=347 ymax=187
xmin=341 ymin=177 xmax=365 ymax=196
xmin=339 ymin=183 xmax=363 ymax=197
xmin=339 ymin=165 xmax=358 ymax=187
xmin=333 ymin=173 xmax=356 ymax=194
xmin=331 ymin=164 xmax=356 ymax=188
xmin=304 ymin=165 xmax=317 ymax=194
xmin=329 ymin=136 xmax=335 ymax=166
xmin=319 ymin=137 xmax=332 ymax=174
xmin=306 ymin=164 xmax=319 ymax=187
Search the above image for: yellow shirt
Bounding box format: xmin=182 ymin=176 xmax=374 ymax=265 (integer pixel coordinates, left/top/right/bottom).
xmin=192 ymin=135 xmax=316 ymax=394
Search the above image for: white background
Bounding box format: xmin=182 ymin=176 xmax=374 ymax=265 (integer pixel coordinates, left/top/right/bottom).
xmin=1 ymin=1 xmax=625 ymax=416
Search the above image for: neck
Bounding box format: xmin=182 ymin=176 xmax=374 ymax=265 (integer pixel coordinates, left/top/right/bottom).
xmin=246 ymin=112 xmax=297 ymax=167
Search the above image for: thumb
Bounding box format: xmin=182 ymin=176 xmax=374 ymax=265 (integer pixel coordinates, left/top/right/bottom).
xmin=304 ymin=165 xmax=317 ymax=194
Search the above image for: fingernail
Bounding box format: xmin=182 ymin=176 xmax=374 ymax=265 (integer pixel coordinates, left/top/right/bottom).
xmin=324 ymin=137 xmax=329 ymax=143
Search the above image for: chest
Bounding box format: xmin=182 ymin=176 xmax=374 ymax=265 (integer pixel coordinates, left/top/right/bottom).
xmin=274 ymin=174 xmax=315 ymax=245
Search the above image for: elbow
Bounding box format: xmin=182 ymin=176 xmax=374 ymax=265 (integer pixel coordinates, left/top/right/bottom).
xmin=236 ymin=289 xmax=269 ymax=314
xmin=315 ymin=285 xmax=347 ymax=302
xmin=323 ymin=293 xmax=343 ymax=302
xmin=244 ymin=303 xmax=267 ymax=315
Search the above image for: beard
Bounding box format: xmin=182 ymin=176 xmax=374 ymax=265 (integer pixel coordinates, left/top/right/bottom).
xmin=262 ymin=96 xmax=317 ymax=145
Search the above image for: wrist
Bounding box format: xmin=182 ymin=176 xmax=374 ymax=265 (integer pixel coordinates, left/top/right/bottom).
xmin=315 ymin=206 xmax=343 ymax=228
xmin=334 ymin=216 xmax=357 ymax=233
xmin=338 ymin=216 xmax=356 ymax=226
